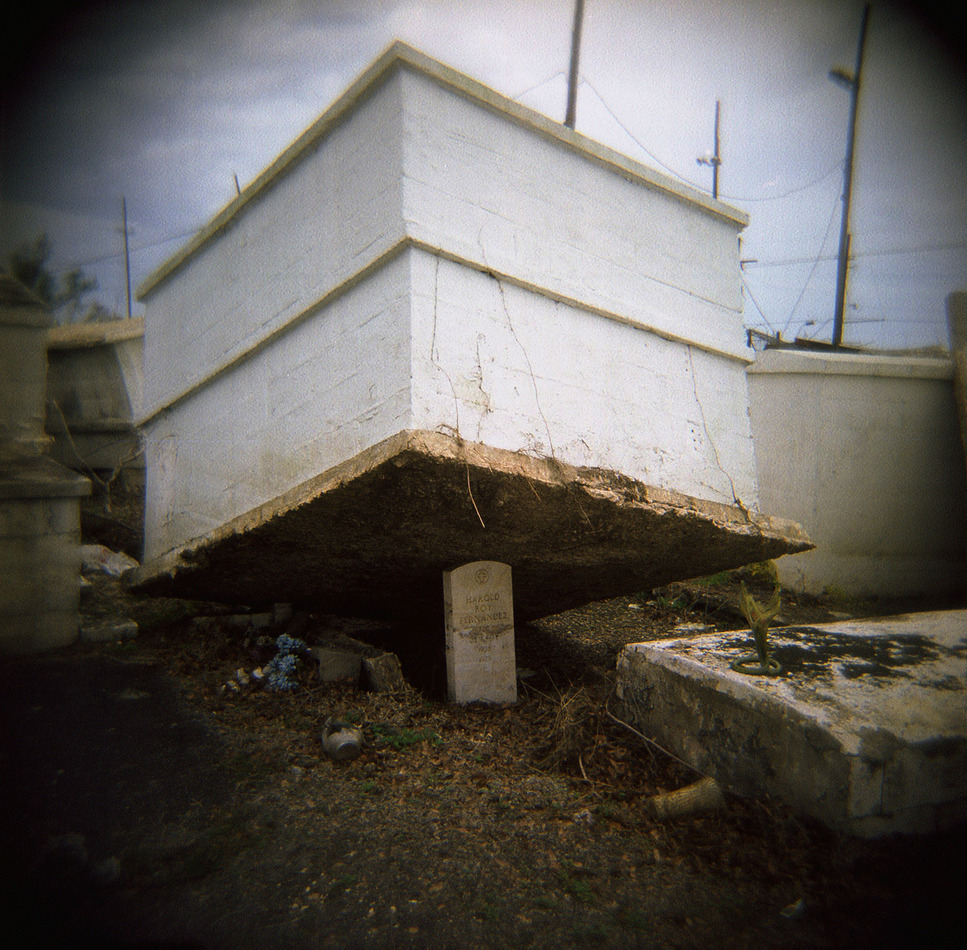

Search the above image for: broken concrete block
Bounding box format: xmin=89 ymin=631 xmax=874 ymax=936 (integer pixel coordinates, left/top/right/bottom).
xmin=363 ymin=652 xmax=407 ymax=693
xmin=308 ymin=646 xmax=362 ymax=683
xmin=80 ymin=619 xmax=138 ymax=643
xmin=81 ymin=544 xmax=139 ymax=577
xmin=617 ymin=610 xmax=967 ymax=837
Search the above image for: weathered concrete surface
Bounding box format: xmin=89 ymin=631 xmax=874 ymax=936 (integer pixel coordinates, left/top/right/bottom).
xmin=948 ymin=292 xmax=967 ymax=478
xmin=129 ymin=430 xmax=810 ymax=621
xmin=617 ymin=610 xmax=967 ymax=837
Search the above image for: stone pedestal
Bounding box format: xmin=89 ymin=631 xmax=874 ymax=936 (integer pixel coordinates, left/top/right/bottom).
xmin=443 ymin=561 xmax=516 ymax=704
xmin=0 ymin=277 xmax=90 ymax=655
xmin=1 ymin=454 xmax=90 ymax=654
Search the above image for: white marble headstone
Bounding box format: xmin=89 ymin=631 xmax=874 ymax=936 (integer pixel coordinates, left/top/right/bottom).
xmin=443 ymin=561 xmax=517 ymax=704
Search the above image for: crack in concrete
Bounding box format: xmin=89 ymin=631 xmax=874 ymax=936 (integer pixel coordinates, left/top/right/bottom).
xmin=686 ymin=345 xmax=747 ymax=516
xmin=429 ymin=255 xmax=462 ymax=438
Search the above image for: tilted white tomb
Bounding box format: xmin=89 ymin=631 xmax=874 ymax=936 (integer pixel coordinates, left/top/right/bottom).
xmin=132 ymin=42 xmax=809 ymax=619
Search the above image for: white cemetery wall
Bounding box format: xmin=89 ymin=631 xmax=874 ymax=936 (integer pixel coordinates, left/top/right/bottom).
xmin=408 ymin=248 xmax=758 ymax=508
xmin=142 ymin=253 xmax=412 ymax=561
xmin=747 ymin=348 xmax=967 ymax=598
xmin=398 ymin=68 xmax=749 ymax=363
xmin=139 ymin=71 xmax=407 ymax=418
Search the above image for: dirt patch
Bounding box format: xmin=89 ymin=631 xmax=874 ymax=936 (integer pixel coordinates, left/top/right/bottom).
xmin=2 ymin=558 xmax=964 ymax=949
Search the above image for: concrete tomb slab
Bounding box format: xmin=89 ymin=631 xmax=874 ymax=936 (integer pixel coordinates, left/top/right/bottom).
xmin=616 ymin=610 xmax=967 ymax=837
xmin=444 ymin=561 xmax=516 ymax=704
xmin=129 ymin=430 xmax=811 ymax=622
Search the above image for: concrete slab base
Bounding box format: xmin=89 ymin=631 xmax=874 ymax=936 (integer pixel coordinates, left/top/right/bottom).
xmin=130 ymin=430 xmax=811 ymax=621
xmin=616 ymin=610 xmax=967 ymax=837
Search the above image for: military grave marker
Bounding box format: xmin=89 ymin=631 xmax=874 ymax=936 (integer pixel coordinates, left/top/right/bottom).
xmin=443 ymin=561 xmax=517 ymax=704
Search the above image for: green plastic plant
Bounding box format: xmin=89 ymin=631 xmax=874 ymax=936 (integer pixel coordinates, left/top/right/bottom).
xmin=731 ymin=581 xmax=782 ymax=675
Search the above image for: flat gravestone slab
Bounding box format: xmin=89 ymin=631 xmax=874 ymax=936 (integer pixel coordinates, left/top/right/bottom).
xmin=616 ymin=610 xmax=967 ymax=837
xmin=444 ymin=561 xmax=516 ymax=704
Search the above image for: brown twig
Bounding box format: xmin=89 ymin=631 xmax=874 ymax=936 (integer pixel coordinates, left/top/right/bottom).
xmin=603 ymin=700 xmax=702 ymax=776
xmin=466 ymin=463 xmax=486 ymax=529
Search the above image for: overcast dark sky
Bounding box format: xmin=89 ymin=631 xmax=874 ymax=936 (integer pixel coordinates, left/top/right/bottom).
xmin=2 ymin=0 xmax=965 ymax=349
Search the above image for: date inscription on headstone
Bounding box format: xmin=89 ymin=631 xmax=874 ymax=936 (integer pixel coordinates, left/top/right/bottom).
xmin=443 ymin=561 xmax=517 ymax=704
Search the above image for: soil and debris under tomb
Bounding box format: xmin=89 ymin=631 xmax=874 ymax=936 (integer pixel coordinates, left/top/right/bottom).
xmin=1 ymin=481 xmax=964 ymax=949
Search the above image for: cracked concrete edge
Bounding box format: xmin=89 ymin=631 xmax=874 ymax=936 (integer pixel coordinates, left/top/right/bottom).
xmin=128 ymin=428 xmax=813 ymax=592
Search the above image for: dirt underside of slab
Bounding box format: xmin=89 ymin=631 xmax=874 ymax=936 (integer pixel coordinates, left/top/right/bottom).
xmin=131 ymin=431 xmax=812 ymax=621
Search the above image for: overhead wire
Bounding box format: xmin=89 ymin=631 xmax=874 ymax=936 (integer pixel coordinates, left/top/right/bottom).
xmin=577 ymin=75 xmax=848 ymax=206
xmin=779 ymin=192 xmax=841 ymax=338
xmin=61 ymin=226 xmax=201 ymax=270
xmin=578 ymin=75 xmax=706 ymax=190
xmin=718 ymin=161 xmax=843 ymax=203
xmin=511 ymin=69 xmax=566 ymax=102
xmin=740 ymin=273 xmax=779 ymax=338
xmin=747 ymin=239 xmax=967 ymax=269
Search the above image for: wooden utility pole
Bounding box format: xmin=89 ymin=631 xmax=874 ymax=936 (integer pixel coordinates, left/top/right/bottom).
xmin=121 ymin=197 xmax=132 ymax=320
xmin=564 ymin=0 xmax=586 ymax=129
xmin=830 ymin=4 xmax=870 ymax=347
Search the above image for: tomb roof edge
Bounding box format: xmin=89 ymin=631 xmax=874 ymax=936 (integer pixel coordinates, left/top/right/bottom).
xmin=137 ymin=40 xmax=748 ymax=301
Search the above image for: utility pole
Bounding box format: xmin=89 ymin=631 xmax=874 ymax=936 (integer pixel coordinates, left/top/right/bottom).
xmin=564 ymin=0 xmax=586 ymax=129
xmin=830 ymin=4 xmax=870 ymax=347
xmin=121 ymin=196 xmax=132 ymax=320
xmin=696 ymin=100 xmax=722 ymax=199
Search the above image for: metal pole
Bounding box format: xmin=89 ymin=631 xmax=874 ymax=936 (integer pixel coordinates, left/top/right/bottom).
xmin=564 ymin=0 xmax=586 ymax=129
xmin=696 ymin=100 xmax=722 ymax=197
xmin=831 ymin=4 xmax=870 ymax=347
xmin=122 ymin=196 xmax=132 ymax=320
xmin=712 ymin=99 xmax=721 ymax=199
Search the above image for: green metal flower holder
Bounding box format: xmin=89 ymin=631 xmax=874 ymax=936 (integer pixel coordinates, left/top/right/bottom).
xmin=731 ymin=581 xmax=783 ymax=677
xmin=730 ymin=653 xmax=782 ymax=676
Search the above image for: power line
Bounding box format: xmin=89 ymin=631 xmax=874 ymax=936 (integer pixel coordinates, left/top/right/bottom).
xmin=740 ymin=273 xmax=779 ymax=338
xmin=719 ymin=161 xmax=843 ymax=203
xmin=511 ymin=69 xmax=565 ymax=102
xmin=744 ymin=239 xmax=967 ymax=268
xmin=580 ymin=77 xmax=853 ymax=206
xmin=579 ymin=76 xmax=705 ymax=189
xmin=63 ymin=226 xmax=201 ymax=270
xmin=780 ymin=193 xmax=841 ymax=337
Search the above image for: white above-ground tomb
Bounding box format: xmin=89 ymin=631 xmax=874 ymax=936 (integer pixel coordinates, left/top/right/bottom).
xmin=132 ymin=42 xmax=809 ymax=618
